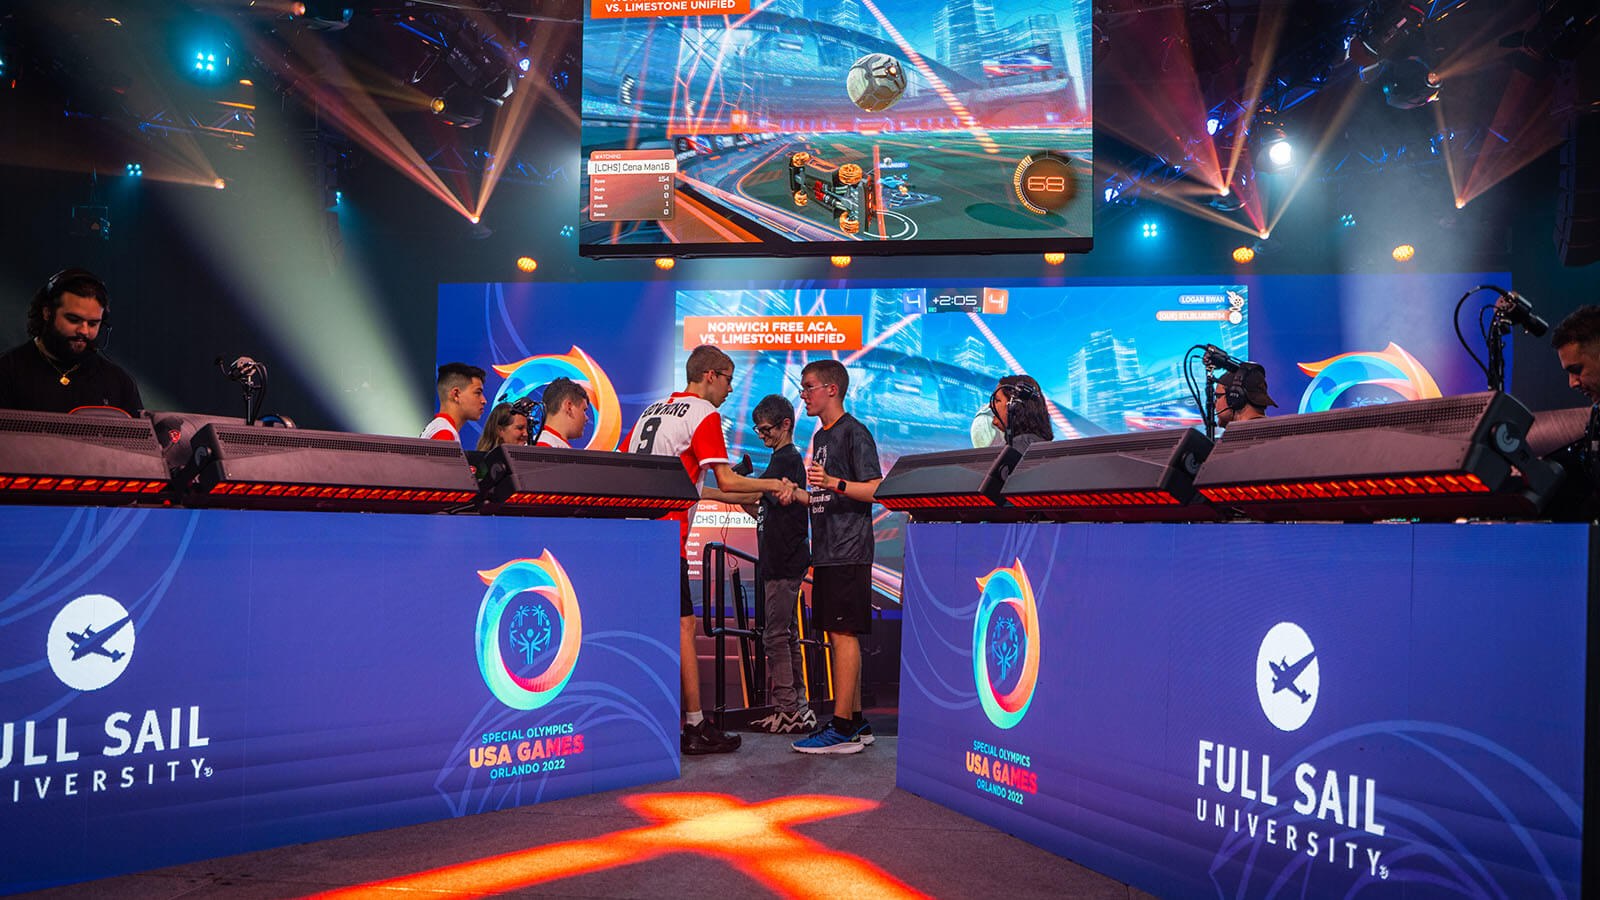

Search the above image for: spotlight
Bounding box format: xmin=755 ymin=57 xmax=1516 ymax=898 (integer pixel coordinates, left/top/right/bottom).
xmin=1140 ymin=221 xmax=1159 ymax=238
xmin=333 ymin=190 xmax=343 ymax=204
xmin=654 ymin=257 xmax=676 ymax=271
xmin=290 ymin=2 xmax=307 ymax=15
xmin=1258 ymin=230 xmax=1270 ymax=240
xmin=429 ymin=96 xmax=446 ymax=114
xmin=516 ymin=256 xmax=537 ymax=273
xmin=1043 ymin=251 xmax=1065 ymax=265
xmin=125 ymin=163 xmax=143 ymax=177
xmin=213 ymin=178 xmax=226 ymax=190
xmin=1339 ymin=213 xmax=1357 ymax=228
xmin=559 ymin=225 xmax=576 ymax=238
xmin=830 ymin=255 xmax=851 ymax=268
xmin=1232 ymin=246 xmax=1255 ymax=264
xmin=469 ymin=214 xmax=480 ymax=224
xmin=1253 ymin=116 xmax=1293 ymax=171
xmin=189 ymin=47 xmax=229 ymax=79
xmin=1379 ymin=56 xmax=1441 ymax=109
xmin=1206 ymin=116 xmax=1221 ymax=136
xmin=1392 ymin=244 xmax=1415 ymax=262
xmin=518 ymin=58 xmax=532 ymax=73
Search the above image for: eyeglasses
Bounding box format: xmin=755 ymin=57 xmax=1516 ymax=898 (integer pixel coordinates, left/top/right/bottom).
xmin=754 ymin=423 xmax=777 ymax=437
xmin=711 ymin=370 xmax=734 ymax=382
xmin=797 ymin=383 xmax=831 ymax=396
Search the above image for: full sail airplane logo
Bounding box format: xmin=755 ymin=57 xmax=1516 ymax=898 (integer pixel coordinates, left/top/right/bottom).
xmin=48 ymin=594 xmax=136 ymax=691
xmin=1255 ymin=622 xmax=1319 ymax=732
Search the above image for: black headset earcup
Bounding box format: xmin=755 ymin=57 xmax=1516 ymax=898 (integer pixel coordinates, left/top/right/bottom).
xmin=1226 ymin=382 xmax=1247 ymax=411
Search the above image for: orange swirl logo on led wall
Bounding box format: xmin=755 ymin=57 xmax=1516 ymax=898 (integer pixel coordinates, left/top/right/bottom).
xmin=1296 ymin=343 xmax=1442 ymax=414
xmin=492 ymin=346 xmax=622 ymax=451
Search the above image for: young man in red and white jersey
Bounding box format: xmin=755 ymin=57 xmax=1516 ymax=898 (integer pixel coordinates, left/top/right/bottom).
xmin=534 ymin=377 xmax=590 ymax=448
xmin=625 ymin=345 xmax=796 ymax=754
xmin=421 ymin=362 xmax=486 ymax=443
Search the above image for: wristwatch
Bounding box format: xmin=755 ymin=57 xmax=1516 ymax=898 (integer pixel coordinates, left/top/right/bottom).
xmin=836 ymin=478 xmax=848 ymax=493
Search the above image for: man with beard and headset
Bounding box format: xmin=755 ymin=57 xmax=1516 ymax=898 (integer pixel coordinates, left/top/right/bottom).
xmin=0 ymin=269 xmax=142 ymax=415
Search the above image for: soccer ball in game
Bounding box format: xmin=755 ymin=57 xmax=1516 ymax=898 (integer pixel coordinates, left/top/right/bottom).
xmin=845 ymin=53 xmax=907 ymax=112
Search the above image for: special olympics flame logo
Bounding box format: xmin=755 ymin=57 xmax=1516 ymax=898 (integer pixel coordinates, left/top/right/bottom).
xmin=1296 ymin=343 xmax=1441 ymax=414
xmin=493 ymin=346 xmax=622 ymax=451
xmin=475 ymin=552 xmax=582 ymax=710
xmin=973 ymin=560 xmax=1040 ymax=730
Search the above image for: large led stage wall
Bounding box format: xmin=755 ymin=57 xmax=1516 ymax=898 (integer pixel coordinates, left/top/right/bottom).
xmin=897 ymin=523 xmax=1590 ymax=898
xmin=437 ymin=271 xmax=1507 ymax=602
xmin=0 ymin=508 xmax=681 ymax=893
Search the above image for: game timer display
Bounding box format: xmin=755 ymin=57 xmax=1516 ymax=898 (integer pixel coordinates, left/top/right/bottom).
xmin=580 ymin=0 xmax=1093 ymax=258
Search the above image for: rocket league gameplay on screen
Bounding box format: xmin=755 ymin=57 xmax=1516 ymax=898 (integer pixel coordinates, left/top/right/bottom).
xmin=580 ymin=0 xmax=1093 ymax=257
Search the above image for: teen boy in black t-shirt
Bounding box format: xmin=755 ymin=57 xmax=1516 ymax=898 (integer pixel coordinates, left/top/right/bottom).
xmin=736 ymin=395 xmax=816 ymax=735
xmin=790 ymin=360 xmax=882 ymax=754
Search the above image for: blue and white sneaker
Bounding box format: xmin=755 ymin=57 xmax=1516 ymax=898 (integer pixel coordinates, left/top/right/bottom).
xmin=854 ymin=722 xmax=875 ymax=746
xmin=792 ymin=723 xmax=865 ymax=754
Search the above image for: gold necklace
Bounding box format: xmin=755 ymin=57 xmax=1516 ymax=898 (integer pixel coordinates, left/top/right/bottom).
xmin=35 ymin=339 xmax=82 ymax=386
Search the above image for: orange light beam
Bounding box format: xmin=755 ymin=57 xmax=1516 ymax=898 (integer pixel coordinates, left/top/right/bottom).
xmin=250 ymin=30 xmax=474 ymax=220
xmin=1459 ymin=69 xmax=1563 ymax=206
xmin=1432 ymin=99 xmax=1463 ymax=202
xmin=1223 ymin=1 xmax=1290 ymax=190
xmin=309 ymin=793 xmax=927 ymax=900
xmin=471 ymin=17 xmax=578 ymax=218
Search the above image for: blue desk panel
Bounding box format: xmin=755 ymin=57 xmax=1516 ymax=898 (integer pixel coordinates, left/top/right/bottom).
xmin=0 ymin=507 xmax=682 ymax=892
xmin=898 ymin=523 xmax=1591 ymax=898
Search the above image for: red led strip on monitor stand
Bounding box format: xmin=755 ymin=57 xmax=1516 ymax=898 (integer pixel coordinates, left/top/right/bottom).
xmin=203 ymin=482 xmax=478 ymax=504
xmin=0 ymin=474 xmax=165 ymax=495
xmin=1006 ymin=490 xmax=1180 ymax=508
xmin=1198 ymin=472 xmax=1488 ymax=504
xmin=877 ymin=494 xmax=997 ymax=511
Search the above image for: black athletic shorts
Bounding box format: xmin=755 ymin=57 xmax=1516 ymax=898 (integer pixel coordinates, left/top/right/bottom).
xmin=810 ymin=563 xmax=873 ymax=635
xmin=680 ymin=560 xmax=694 ymax=618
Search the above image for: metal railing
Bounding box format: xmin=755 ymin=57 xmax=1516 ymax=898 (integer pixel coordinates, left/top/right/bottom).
xmin=700 ymin=541 xmax=831 ymax=726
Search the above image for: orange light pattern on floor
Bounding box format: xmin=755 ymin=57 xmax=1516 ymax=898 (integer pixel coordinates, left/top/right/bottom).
xmin=308 ymin=792 xmax=928 ymax=900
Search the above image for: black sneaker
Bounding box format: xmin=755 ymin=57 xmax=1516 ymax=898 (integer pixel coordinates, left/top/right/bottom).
xmin=683 ymin=718 xmax=742 ymax=755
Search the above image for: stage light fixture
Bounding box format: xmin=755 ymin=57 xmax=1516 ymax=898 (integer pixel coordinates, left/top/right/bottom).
xmin=299 ymin=1 xmax=353 ymax=30
xmin=213 ymin=178 xmax=226 ymax=190
xmin=560 ymin=224 xmax=576 ymax=238
xmin=518 ymin=58 xmax=532 ymax=73
xmin=1206 ymin=116 xmax=1221 ymax=136
xmin=1339 ymin=213 xmax=1357 ymax=227
xmin=1044 ymin=252 xmax=1065 ymax=265
xmin=290 ymin=2 xmax=307 ymax=16
xmin=125 ymin=163 xmax=143 ymax=177
xmin=1392 ymin=243 xmax=1415 ymax=262
xmin=516 ymin=256 xmax=537 ymax=272
xmin=830 ymin=255 xmax=851 ymax=268
xmin=429 ymin=96 xmax=446 ymax=114
xmin=1232 ymin=246 xmax=1255 ymax=264
xmin=1253 ymin=115 xmax=1293 ymax=172
xmin=1380 ymin=56 xmax=1441 ymax=109
xmin=655 ymin=257 xmax=676 ymax=271
xmin=1141 ymin=221 xmax=1159 ymax=238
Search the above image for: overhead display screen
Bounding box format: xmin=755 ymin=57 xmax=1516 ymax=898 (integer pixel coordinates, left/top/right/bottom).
xmin=579 ymin=0 xmax=1093 ymax=258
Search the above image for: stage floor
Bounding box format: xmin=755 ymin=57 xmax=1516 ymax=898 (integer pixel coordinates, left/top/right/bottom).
xmin=17 ymin=733 xmax=1150 ymax=900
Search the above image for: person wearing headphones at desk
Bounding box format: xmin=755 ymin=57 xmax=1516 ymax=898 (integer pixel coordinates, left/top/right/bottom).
xmin=0 ymin=269 xmax=142 ymax=415
xmin=1213 ymin=363 xmax=1277 ymax=428
xmin=533 ymin=377 xmax=591 ymax=449
xmin=476 ymin=403 xmax=530 ymax=452
xmin=988 ymin=374 xmax=1054 ymax=452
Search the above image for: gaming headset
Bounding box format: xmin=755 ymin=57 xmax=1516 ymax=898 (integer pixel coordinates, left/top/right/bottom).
xmin=30 ymin=269 xmax=111 ymax=339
